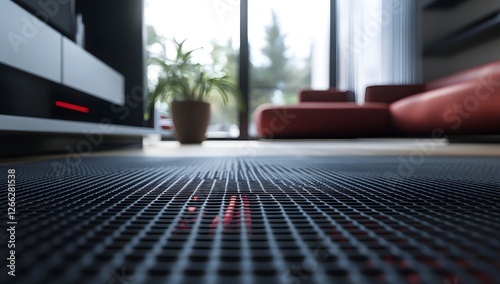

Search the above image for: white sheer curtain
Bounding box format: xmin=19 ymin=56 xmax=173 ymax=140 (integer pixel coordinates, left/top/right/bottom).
xmin=337 ymin=0 xmax=422 ymax=103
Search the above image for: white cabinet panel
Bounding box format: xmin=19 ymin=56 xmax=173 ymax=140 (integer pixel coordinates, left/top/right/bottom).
xmin=0 ymin=0 xmax=62 ymax=83
xmin=62 ymin=38 xmax=125 ymax=106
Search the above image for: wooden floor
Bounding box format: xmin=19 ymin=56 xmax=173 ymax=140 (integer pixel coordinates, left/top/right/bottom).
xmin=4 ymin=138 xmax=500 ymax=166
xmin=140 ymin=139 xmax=500 ymax=157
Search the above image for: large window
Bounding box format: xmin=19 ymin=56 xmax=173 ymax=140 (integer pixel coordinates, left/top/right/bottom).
xmin=145 ymin=0 xmax=331 ymax=138
xmin=248 ymin=0 xmax=330 ymax=136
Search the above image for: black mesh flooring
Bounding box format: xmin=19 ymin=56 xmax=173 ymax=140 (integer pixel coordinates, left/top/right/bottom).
xmin=1 ymin=156 xmax=499 ymax=284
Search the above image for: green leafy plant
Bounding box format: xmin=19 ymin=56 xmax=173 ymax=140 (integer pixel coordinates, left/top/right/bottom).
xmin=145 ymin=38 xmax=242 ymax=120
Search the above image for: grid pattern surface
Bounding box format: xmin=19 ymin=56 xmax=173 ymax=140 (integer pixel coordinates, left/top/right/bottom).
xmin=1 ymin=156 xmax=499 ymax=284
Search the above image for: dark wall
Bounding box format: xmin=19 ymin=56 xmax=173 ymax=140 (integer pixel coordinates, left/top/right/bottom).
xmin=13 ymin=0 xmax=75 ymax=39
xmin=78 ymin=0 xmax=148 ymax=127
xmin=422 ymin=0 xmax=500 ymax=81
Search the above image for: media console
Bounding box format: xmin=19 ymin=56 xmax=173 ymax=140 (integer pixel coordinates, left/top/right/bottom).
xmin=0 ymin=0 xmax=153 ymax=155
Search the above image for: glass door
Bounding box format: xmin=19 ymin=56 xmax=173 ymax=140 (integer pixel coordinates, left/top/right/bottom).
xmin=248 ymin=0 xmax=331 ymax=136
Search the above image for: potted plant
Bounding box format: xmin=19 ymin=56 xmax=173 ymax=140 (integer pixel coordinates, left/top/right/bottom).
xmin=145 ymin=38 xmax=242 ymax=144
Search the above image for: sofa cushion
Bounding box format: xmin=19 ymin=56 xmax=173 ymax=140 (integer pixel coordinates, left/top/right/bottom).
xmin=255 ymin=102 xmax=391 ymax=138
xmin=365 ymin=84 xmax=425 ymax=103
xmin=425 ymin=60 xmax=500 ymax=91
xmin=391 ymin=81 xmax=500 ymax=135
xmin=299 ymin=89 xmax=355 ymax=102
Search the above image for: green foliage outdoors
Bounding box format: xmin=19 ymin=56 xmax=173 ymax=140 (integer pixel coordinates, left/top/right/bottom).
xmin=250 ymin=11 xmax=311 ymax=115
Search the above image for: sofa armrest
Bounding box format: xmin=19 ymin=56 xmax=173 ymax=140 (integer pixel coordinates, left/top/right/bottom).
xmin=365 ymin=84 xmax=425 ymax=104
xmin=299 ymin=89 xmax=354 ymax=103
xmin=390 ymin=81 xmax=500 ymax=134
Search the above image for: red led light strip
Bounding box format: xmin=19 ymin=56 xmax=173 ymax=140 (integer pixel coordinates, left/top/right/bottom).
xmin=55 ymin=101 xmax=89 ymax=113
xmin=223 ymin=195 xmax=237 ymax=226
xmin=210 ymin=195 xmax=252 ymax=234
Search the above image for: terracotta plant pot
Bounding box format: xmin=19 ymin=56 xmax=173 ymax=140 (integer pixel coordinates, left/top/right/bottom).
xmin=171 ymin=101 xmax=210 ymax=144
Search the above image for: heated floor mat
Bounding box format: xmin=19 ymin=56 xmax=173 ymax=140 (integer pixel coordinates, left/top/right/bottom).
xmin=0 ymin=156 xmax=499 ymax=284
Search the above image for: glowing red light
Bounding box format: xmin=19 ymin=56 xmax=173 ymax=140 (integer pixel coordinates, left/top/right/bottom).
xmin=55 ymin=101 xmax=89 ymax=113
xmin=211 ymin=216 xmax=219 ymax=228
xmin=223 ymin=195 xmax=237 ymax=226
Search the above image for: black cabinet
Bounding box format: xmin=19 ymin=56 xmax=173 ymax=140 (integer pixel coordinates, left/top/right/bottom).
xmin=13 ymin=0 xmax=76 ymax=39
xmin=1 ymin=0 xmax=147 ymax=127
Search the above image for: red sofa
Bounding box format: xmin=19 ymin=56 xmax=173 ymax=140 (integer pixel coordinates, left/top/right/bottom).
xmin=255 ymin=60 xmax=500 ymax=138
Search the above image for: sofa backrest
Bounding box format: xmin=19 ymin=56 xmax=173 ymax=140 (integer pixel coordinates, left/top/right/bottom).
xmin=365 ymin=84 xmax=425 ymax=104
xmin=299 ymin=89 xmax=355 ymax=102
xmin=425 ymin=60 xmax=500 ymax=91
